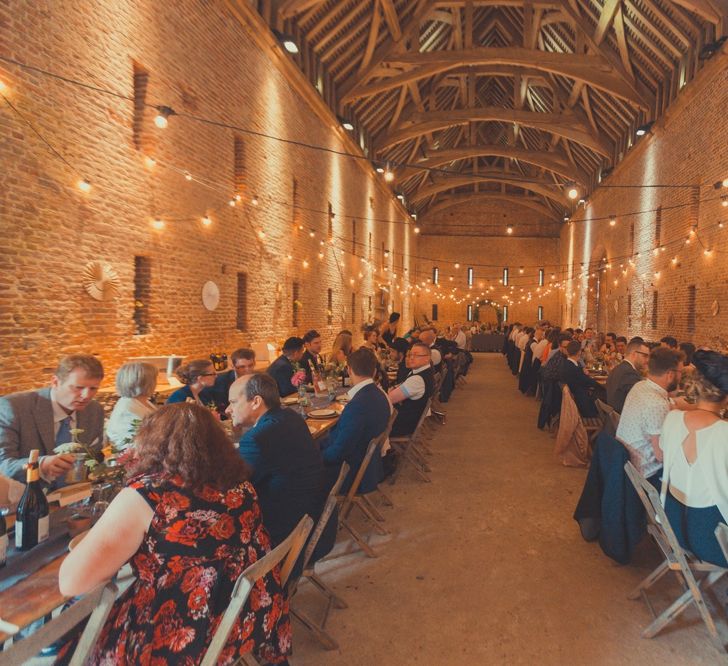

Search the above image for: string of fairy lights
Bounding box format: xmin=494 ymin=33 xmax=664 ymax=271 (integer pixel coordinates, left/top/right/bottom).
xmin=1 ymin=55 xmax=727 ymax=312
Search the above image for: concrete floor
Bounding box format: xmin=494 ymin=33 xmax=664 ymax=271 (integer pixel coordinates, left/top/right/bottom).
xmin=293 ymin=354 xmax=728 ymax=665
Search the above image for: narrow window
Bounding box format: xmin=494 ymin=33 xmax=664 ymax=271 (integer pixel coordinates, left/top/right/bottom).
xmin=432 ymin=304 xmax=438 ymax=321
xmin=351 ymin=292 xmax=356 ymax=324
xmin=467 ymin=304 xmax=473 ymax=321
xmin=352 ymin=219 xmax=357 ymax=254
xmin=328 ymin=202 xmax=334 ymax=240
xmin=292 ymin=178 xmax=299 ymax=226
xmin=433 ymin=266 xmax=439 ymax=285
xmin=467 ymin=267 xmax=474 ymax=286
xmin=687 ymin=285 xmax=696 ymax=333
xmin=236 ymin=272 xmax=247 ymax=331
xmin=234 ymin=137 xmax=246 ymax=195
xmin=381 ymin=242 xmax=386 ymax=266
xmin=652 ymin=291 xmax=659 ymax=330
xmin=538 ymin=268 xmax=544 ymax=286
xmin=368 ymin=232 xmax=373 ymax=259
xmin=503 ymin=305 xmax=509 ymax=323
xmin=132 ymin=64 xmax=149 ymax=151
xmin=133 ymin=256 xmax=151 ymax=335
xmin=327 ymin=288 xmax=333 ymax=325
xmin=537 ymin=305 xmax=543 ymax=320
xmin=368 ymin=295 xmax=372 ymax=313
xmin=655 ymin=206 xmax=662 ymax=248
xmin=292 ymin=282 xmax=300 ymax=327
xmin=627 ymin=292 xmax=632 ymax=329
xmin=629 ymin=222 xmax=635 ymax=256
xmin=503 ymin=267 xmax=509 ymax=286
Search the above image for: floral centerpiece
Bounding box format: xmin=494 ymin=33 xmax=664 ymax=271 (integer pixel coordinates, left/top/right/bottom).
xmin=54 ymin=427 xmax=127 ymax=483
xmin=291 ymin=362 xmax=307 ymax=388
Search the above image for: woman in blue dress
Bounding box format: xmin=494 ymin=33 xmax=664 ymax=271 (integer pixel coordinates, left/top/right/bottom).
xmin=166 ymin=359 xmax=220 ymax=410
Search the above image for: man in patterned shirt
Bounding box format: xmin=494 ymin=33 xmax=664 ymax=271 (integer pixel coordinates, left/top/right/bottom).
xmin=616 ymin=347 xmax=684 ymax=487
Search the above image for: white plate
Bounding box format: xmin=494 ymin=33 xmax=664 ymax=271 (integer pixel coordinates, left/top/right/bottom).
xmin=281 ymin=395 xmax=299 ymax=405
xmin=336 ymin=395 xmax=349 ymax=403
xmin=308 ymin=409 xmax=337 ymax=419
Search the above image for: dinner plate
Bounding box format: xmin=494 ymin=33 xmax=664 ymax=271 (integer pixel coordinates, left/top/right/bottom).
xmin=281 ymin=395 xmax=299 ymax=405
xmin=336 ymin=395 xmax=349 ymax=403
xmin=308 ymin=408 xmax=337 ymax=419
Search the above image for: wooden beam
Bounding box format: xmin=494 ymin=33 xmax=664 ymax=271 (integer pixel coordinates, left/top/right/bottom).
xmin=421 ymin=192 xmax=560 ymax=219
xmin=593 ymin=0 xmax=620 ymax=45
xmin=667 ymin=0 xmax=721 ymax=25
xmin=377 ymin=106 xmax=612 ymax=155
xmin=411 ymin=172 xmax=571 ymax=205
xmin=359 ymin=0 xmax=382 ymax=73
xmin=380 ymin=0 xmax=403 ymax=40
xmin=395 ymin=144 xmax=588 ymax=182
xmin=278 ymin=0 xmax=328 ymax=19
xmin=344 ymin=47 xmax=649 ymax=108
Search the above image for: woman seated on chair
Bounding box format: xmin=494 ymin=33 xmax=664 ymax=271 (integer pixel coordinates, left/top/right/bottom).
xmin=660 ymin=350 xmax=728 ymax=567
xmin=58 ymin=403 xmax=291 ymax=665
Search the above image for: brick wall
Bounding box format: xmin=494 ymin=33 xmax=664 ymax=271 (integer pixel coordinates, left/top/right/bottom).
xmin=0 ymin=0 xmax=417 ymax=392
xmin=416 ymin=223 xmax=562 ymax=327
xmin=560 ymin=56 xmax=728 ymax=348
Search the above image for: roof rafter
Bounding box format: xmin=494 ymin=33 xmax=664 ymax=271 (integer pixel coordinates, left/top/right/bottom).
xmin=420 ymin=191 xmax=561 ymax=219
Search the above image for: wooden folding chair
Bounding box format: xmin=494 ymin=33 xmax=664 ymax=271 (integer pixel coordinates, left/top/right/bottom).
xmin=337 ymin=413 xmax=397 ymax=558
xmin=290 ymin=463 xmax=350 ymax=650
xmin=389 ymin=397 xmax=434 ymax=485
xmin=595 ymin=398 xmax=620 ymax=436
xmin=715 ymin=523 xmax=728 ymax=563
xmin=564 ymin=384 xmax=601 ymax=445
xmin=624 ymin=462 xmax=727 ymax=654
xmin=0 ymin=581 xmax=118 ymax=666
xmin=428 ymin=366 xmax=448 ymax=427
xmin=200 ymin=515 xmax=314 ymax=666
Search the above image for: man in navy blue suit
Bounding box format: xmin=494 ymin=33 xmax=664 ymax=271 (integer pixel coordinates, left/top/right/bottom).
xmin=226 ymin=373 xmax=334 ymax=563
xmin=320 ymin=348 xmax=392 ymax=494
xmin=267 ymin=337 xmax=305 ymax=397
xmin=560 ymin=340 xmax=601 ymax=418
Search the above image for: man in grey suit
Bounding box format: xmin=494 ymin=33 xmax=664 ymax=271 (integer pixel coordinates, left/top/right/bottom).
xmin=0 ymin=354 xmax=105 ymax=484
xmin=606 ymin=338 xmax=650 ymax=413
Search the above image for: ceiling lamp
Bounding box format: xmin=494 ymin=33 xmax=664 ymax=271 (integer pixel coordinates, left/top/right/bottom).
xmin=636 ymin=121 xmax=654 ymax=137
xmin=273 ymin=30 xmax=299 ymax=54
xmin=339 ymin=117 xmax=354 ymax=131
xmin=506 ymin=225 xmax=513 ymax=234
xmin=567 ymin=185 xmax=579 ymax=200
xmin=154 ymin=106 xmax=175 ymax=128
xmin=699 ymin=37 xmax=727 ymax=61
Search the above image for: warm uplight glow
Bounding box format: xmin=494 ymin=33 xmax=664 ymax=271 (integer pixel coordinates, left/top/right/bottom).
xmin=201 ymin=216 xmax=212 ymax=227
xmin=309 ymin=230 xmax=315 ymax=238
xmin=506 ymin=226 xmax=513 ymax=234
xmin=609 ymin=216 xmax=617 ymax=226
xmin=77 ymin=179 xmax=91 ymax=193
xmin=144 ymin=156 xmax=156 ymax=168
xmin=414 ymin=226 xmax=421 ymax=234
xmin=151 ymin=218 xmax=164 ymax=230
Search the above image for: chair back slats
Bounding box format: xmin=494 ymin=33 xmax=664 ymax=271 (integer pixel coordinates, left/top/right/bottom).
xmin=201 ymin=515 xmax=313 ymax=666
xmin=301 ymin=463 xmax=349 ymax=570
xmin=342 ymin=432 xmax=386 ymax=508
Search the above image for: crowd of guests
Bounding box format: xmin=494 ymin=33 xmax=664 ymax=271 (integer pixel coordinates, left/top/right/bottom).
xmin=0 ymin=314 xmax=473 ymax=664
xmin=503 ymin=321 xmax=728 ymax=570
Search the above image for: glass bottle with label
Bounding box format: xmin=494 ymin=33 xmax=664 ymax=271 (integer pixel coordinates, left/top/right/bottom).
xmin=15 ymin=449 xmax=50 ymax=551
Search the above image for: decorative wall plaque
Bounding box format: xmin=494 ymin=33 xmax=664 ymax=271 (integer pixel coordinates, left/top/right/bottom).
xmin=711 ymin=299 xmax=720 ymax=317
xmin=202 ymin=281 xmax=220 ymax=311
xmin=82 ymin=261 xmax=120 ymax=301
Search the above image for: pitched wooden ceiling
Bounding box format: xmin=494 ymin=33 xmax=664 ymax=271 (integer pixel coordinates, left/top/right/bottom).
xmin=262 ymin=0 xmax=726 ymax=230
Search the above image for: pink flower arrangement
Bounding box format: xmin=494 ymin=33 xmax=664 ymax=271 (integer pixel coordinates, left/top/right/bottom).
xmin=291 ymin=370 xmax=307 ymax=387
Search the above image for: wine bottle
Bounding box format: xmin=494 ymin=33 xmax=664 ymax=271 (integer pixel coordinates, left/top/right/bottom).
xmin=15 ymin=449 xmax=50 ymax=551
xmin=0 ymin=510 xmax=7 ymax=567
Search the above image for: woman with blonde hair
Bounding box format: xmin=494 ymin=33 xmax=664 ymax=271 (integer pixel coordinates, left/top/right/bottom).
xmin=106 ymin=361 xmax=158 ymax=449
xmin=58 ymin=403 xmax=291 ymax=664
xmin=660 ymin=350 xmax=728 ymax=566
xmin=329 ymin=330 xmax=353 ymax=365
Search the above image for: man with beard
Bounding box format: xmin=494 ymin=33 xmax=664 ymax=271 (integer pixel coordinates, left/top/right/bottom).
xmin=616 ymin=347 xmax=684 ymax=488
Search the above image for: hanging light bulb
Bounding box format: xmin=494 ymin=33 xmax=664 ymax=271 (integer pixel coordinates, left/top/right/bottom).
xmin=258 ymin=229 xmax=266 ymax=239
xmin=567 ymin=185 xmax=579 ymax=200
xmin=609 ymin=215 xmax=617 ymax=226
xmin=77 ymin=179 xmax=91 ymax=193
xmin=201 ymin=216 xmax=212 ymax=227
xmin=228 ymin=199 xmax=236 ymax=207
xmin=151 ymin=218 xmax=165 ymax=230
xmin=309 ymin=230 xmax=315 ymax=238
xmin=318 ymin=251 xmax=324 ymax=259
xmin=144 ymin=156 xmax=156 ymax=168
xmin=184 ymin=171 xmax=192 ymax=181
xmin=506 ymin=226 xmax=513 ymax=234
xmin=154 ymin=106 xmax=175 ymax=128
xmin=414 ymin=226 xmax=421 ymax=234
xmin=251 ymin=195 xmax=259 ymax=206
xmin=302 ymin=259 xmax=309 ymax=268
xmin=384 ymin=165 xmax=395 ymax=182
xmin=454 ymin=263 xmax=460 ymax=269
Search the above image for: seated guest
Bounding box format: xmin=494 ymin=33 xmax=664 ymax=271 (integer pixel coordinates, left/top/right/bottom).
xmin=300 ymin=329 xmax=324 ymax=384
xmin=166 ymin=358 xmax=219 ymax=408
xmin=389 ymin=337 xmax=411 ymax=384
xmin=679 ymin=341 xmax=696 ymax=369
xmin=660 ymin=350 xmax=728 ymax=566
xmin=388 ymin=341 xmax=435 ymax=437
xmin=0 ymin=354 xmax=105 ymax=484
xmin=616 ymin=347 xmax=683 ymax=487
xmin=58 ymin=403 xmax=290 ymax=664
xmin=418 ymin=327 xmax=442 ymax=372
xmin=229 ymin=374 xmax=334 ymax=563
xmin=531 ymin=327 xmax=548 ymax=364
xmin=560 ymin=340 xmax=601 ymax=417
xmin=320 ymin=348 xmax=391 ymax=494
xmin=361 ymin=325 xmax=382 ymax=353
xmin=599 ymin=332 xmax=617 ymax=356
xmin=214 ymin=347 xmax=256 ymax=408
xmin=606 ymin=337 xmax=650 ymax=413
xmin=329 ymin=330 xmax=353 ymax=366
xmin=380 ymin=312 xmax=400 ymax=346
xmin=615 ymin=336 xmax=628 ymax=358
xmin=660 ymin=336 xmax=678 ymax=350
xmin=267 ymin=337 xmax=305 ymax=397
xmin=106 ymin=361 xmax=158 ymax=449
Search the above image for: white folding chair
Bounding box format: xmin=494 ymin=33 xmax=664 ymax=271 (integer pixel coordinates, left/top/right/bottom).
xmin=290 ymin=463 xmax=350 ymax=650
xmin=624 ymin=462 xmax=727 ymax=654
xmin=200 ymin=515 xmax=314 ymax=666
xmin=389 ymin=398 xmax=434 ymax=484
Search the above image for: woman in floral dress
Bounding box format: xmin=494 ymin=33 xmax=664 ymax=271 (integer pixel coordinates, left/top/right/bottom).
xmin=58 ymin=402 xmax=291 ymax=665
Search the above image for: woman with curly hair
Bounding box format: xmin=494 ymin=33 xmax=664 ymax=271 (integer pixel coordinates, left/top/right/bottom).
xmin=659 ymin=350 xmax=728 ymax=566
xmin=58 ymin=402 xmax=291 ymax=665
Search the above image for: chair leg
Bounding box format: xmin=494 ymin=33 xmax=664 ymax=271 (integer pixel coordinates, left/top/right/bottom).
xmin=352 ymin=498 xmax=389 ymax=536
xmin=290 ymin=607 xmax=339 ymax=650
xmin=340 ymin=519 xmax=379 ymax=558
xmin=307 ymin=571 xmax=348 ymax=609
xmin=374 ymin=487 xmax=393 ymax=507
xmin=359 ymin=494 xmax=386 ymax=522
xmin=628 ymin=560 xmax=670 ymax=601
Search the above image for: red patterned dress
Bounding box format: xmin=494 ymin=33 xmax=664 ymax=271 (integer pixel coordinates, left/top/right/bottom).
xmin=86 ymin=473 xmax=291 ymax=665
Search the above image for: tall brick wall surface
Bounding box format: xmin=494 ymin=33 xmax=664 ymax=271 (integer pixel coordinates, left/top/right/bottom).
xmin=560 ymin=57 xmax=728 ymax=348
xmin=416 ymin=229 xmax=562 ymax=327
xmin=0 ymin=0 xmax=417 ymax=392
